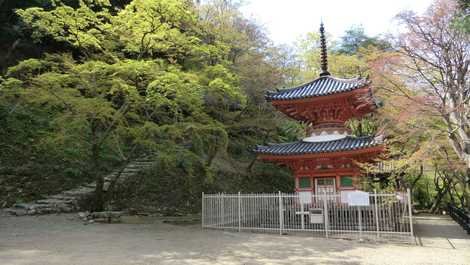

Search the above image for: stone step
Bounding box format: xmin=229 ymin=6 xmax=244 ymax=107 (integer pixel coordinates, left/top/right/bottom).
xmin=5 ymin=208 xmax=28 ymax=216
xmin=135 ymin=159 xmax=154 ymax=163
xmin=9 ymin=202 xmax=76 ymax=215
xmin=123 ymin=167 xmax=146 ymax=172
xmin=125 ymin=162 xmax=153 ymax=168
xmin=107 ymin=169 xmax=147 ymax=177
xmin=62 ymin=187 xmax=94 ymax=197
xmin=3 ymin=156 xmax=155 ymax=216
xmin=119 ymin=172 xmax=140 ymax=177
xmin=104 ymin=173 xmax=139 ymax=183
xmin=48 ymin=195 xmax=78 ymax=201
xmin=13 ymin=203 xmax=37 ymax=210
xmin=15 ymin=203 xmax=58 ymax=210
xmin=119 ymin=169 xmax=142 ymax=175
xmin=102 ymin=162 xmax=153 ymax=180
xmin=83 ymin=183 xmax=97 ymax=188
xmin=35 ymin=198 xmax=76 ymax=205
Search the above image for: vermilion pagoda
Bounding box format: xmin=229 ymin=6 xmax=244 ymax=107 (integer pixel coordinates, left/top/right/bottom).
xmin=254 ymin=23 xmax=384 ymax=194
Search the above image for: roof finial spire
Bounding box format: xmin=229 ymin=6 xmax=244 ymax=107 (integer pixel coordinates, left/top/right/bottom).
xmin=319 ymin=22 xmax=330 ymax=77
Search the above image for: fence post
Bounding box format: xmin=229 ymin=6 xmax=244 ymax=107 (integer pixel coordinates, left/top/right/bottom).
xmin=216 ymin=193 xmax=219 ymax=228
xmin=323 ymin=192 xmax=329 ymax=238
xmin=202 ymin=192 xmax=205 ymax=228
xmin=238 ymin=191 xmax=241 ymax=232
xmin=407 ymin=188 xmax=414 ymax=237
xmin=374 ymin=190 xmax=379 ymax=238
xmin=358 ymin=206 xmax=362 ymax=240
xmin=278 ymin=191 xmax=283 ymax=235
xmin=220 ymin=192 xmax=225 ymax=228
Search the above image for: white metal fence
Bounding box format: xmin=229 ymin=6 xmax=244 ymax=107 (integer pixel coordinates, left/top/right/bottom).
xmin=202 ymin=190 xmax=414 ymax=243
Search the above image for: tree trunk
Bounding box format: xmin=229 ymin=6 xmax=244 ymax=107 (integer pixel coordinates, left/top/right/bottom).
xmin=94 ymin=174 xmax=105 ymax=212
xmin=104 ymin=162 xmax=129 ymax=205
xmin=430 ymin=188 xmax=448 ymax=214
xmin=90 ymin=121 xmax=104 ymax=212
xmin=430 ymin=169 xmax=451 ymax=214
xmin=409 ymin=164 xmax=424 ymax=196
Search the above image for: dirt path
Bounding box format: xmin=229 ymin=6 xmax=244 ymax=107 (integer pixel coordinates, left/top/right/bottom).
xmin=414 ymin=214 xmax=470 ymax=250
xmin=0 ymin=213 xmax=469 ymax=265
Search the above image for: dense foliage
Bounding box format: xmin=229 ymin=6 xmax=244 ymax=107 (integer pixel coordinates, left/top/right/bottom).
xmin=0 ymin=0 xmax=468 ymax=213
xmin=0 ymin=0 xmax=298 ymax=211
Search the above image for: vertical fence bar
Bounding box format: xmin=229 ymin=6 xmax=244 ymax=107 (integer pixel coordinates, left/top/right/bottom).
xmin=323 ymin=193 xmax=329 ymax=238
xmin=209 ymin=194 xmax=212 ymax=227
xmin=221 ymin=193 xmax=225 ymax=228
xmin=278 ymin=191 xmax=283 ymax=235
xmin=219 ymin=193 xmax=222 ymax=228
xmin=358 ymin=206 xmax=362 ymax=240
xmin=407 ymin=188 xmax=414 ymax=237
xmin=238 ymin=191 xmax=241 ymax=232
xmin=216 ymin=193 xmax=219 ymax=228
xmin=202 ymin=192 xmax=205 ymax=228
xmin=215 ymin=193 xmax=218 ymax=228
xmin=374 ymin=190 xmax=379 ymax=238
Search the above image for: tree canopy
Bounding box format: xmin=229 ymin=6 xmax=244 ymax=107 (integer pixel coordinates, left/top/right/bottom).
xmin=0 ymin=0 xmax=298 ymax=211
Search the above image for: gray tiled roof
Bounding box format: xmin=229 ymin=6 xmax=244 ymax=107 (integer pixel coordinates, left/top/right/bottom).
xmin=254 ymin=136 xmax=381 ymax=156
xmin=266 ymin=76 xmax=369 ymax=101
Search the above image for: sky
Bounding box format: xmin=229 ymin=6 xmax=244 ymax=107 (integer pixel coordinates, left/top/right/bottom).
xmin=240 ymin=0 xmax=434 ymax=45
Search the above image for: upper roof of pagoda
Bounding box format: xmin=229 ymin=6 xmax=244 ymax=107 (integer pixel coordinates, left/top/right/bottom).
xmin=264 ymin=23 xmax=380 ymax=125
xmin=266 ymin=76 xmax=370 ymax=101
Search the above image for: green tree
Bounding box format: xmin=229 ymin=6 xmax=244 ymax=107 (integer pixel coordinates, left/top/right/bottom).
xmin=1 ymin=0 xmax=300 ymax=212
xmin=395 ymin=0 xmax=470 ymax=209
xmin=335 ymin=25 xmax=390 ymax=55
xmin=453 ymin=0 xmax=470 ymax=32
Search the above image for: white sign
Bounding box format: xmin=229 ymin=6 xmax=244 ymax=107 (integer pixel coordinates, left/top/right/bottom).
xmin=340 ymin=191 xmax=352 ymax=204
xmin=309 ymin=209 xmax=324 ymax=224
xmin=298 ymin=191 xmax=312 ymax=204
xmin=341 ymin=190 xmax=370 ymax=206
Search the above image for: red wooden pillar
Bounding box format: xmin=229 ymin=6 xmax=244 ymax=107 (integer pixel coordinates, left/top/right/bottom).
xmin=335 ymin=174 xmax=340 ymax=192
xmin=312 ymin=176 xmax=316 ymax=193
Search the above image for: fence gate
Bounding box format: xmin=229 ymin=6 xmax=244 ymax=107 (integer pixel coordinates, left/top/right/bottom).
xmin=202 ymin=190 xmax=414 ymax=243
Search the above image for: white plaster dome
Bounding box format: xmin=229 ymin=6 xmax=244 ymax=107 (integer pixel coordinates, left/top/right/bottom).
xmin=303 ymin=130 xmax=349 ymax=142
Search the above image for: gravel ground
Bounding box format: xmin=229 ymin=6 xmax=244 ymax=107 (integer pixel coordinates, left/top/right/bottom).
xmin=0 ymin=213 xmax=469 ymax=265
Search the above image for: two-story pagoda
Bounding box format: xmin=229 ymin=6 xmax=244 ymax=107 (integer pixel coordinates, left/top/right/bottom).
xmin=254 ymin=23 xmax=384 ymax=194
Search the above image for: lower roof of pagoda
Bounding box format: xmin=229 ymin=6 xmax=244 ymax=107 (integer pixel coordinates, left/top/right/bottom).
xmin=254 ymin=136 xmax=382 ymax=157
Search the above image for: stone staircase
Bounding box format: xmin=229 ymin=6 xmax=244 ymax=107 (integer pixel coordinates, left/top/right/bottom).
xmin=4 ymin=157 xmax=154 ymax=216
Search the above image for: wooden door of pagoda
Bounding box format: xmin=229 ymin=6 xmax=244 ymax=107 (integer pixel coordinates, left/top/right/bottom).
xmin=315 ymin=177 xmax=336 ymax=194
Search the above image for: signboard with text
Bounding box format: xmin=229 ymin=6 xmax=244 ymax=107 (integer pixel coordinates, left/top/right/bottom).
xmin=298 ymin=191 xmax=312 ymax=204
xmin=340 ymin=190 xmax=370 ymax=206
